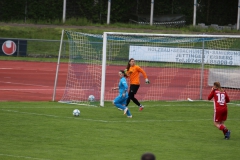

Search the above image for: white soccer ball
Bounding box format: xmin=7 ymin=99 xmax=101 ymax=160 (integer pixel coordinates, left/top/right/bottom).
xmin=88 ymin=95 xmax=95 ymax=102
xmin=73 ymin=109 xmax=80 ymax=116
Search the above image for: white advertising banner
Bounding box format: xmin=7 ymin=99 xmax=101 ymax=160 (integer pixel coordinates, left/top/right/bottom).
xmin=129 ymin=46 xmax=240 ymax=66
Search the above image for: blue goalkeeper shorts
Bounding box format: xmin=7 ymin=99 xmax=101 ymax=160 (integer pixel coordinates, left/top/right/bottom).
xmin=113 ymin=95 xmax=128 ymax=106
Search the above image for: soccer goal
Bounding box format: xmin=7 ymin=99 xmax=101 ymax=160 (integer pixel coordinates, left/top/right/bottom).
xmin=54 ymin=30 xmax=240 ymax=106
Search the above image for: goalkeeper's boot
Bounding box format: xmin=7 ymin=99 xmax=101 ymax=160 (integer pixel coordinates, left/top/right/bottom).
xmin=124 ymin=107 xmax=128 ymax=115
xmin=139 ymin=105 xmax=144 ymax=111
xmin=127 ymin=115 xmax=132 ymax=118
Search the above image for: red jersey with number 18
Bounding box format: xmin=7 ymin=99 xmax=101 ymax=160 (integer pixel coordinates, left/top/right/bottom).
xmin=208 ymin=89 xmax=230 ymax=109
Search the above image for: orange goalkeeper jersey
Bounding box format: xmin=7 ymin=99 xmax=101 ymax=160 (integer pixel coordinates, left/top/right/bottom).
xmin=127 ymin=65 xmax=147 ymax=85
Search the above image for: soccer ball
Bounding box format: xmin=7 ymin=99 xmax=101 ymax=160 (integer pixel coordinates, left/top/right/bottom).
xmin=88 ymin=95 xmax=95 ymax=102
xmin=73 ymin=109 xmax=80 ymax=116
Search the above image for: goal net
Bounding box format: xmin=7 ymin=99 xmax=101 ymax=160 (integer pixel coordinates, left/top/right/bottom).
xmin=58 ymin=31 xmax=102 ymax=105
xmin=58 ymin=31 xmax=240 ymax=106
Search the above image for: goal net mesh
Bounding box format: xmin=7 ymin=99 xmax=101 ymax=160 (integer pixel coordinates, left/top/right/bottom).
xmin=59 ymin=31 xmax=102 ymax=105
xmin=59 ymin=31 xmax=240 ymax=105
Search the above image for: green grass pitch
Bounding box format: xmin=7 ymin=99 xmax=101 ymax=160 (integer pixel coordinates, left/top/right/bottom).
xmin=0 ymin=101 xmax=240 ymax=160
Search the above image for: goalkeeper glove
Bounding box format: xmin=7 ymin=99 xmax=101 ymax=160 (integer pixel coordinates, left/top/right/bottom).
xmin=145 ymin=78 xmax=150 ymax=84
xmin=124 ymin=69 xmax=128 ymax=74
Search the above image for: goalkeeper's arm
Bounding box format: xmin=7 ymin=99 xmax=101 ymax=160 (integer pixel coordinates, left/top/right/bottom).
xmin=137 ymin=66 xmax=149 ymax=84
xmin=112 ymin=87 xmax=119 ymax=90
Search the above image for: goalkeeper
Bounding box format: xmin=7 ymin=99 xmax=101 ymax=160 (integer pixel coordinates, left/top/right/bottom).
xmin=112 ymin=70 xmax=132 ymax=118
xmin=124 ymin=58 xmax=150 ymax=111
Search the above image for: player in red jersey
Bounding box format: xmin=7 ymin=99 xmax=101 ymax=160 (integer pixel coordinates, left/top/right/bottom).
xmin=208 ymin=82 xmax=231 ymax=139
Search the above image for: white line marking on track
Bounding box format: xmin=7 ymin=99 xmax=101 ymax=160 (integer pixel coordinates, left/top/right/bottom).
xmin=0 ymin=81 xmax=49 ymax=87
xmin=0 ymin=68 xmax=13 ymax=69
xmin=0 ymin=153 xmax=51 ymax=160
xmin=0 ymin=67 xmax=55 ymax=72
xmin=0 ymin=89 xmax=60 ymax=91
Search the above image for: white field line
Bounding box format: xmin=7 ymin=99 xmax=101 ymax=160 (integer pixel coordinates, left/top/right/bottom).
xmin=143 ymin=103 xmax=240 ymax=107
xmin=2 ymin=108 xmax=235 ymax=123
xmin=166 ymin=100 xmax=210 ymax=102
xmin=0 ymin=153 xmax=51 ymax=160
xmin=0 ymin=103 xmax=239 ymax=109
xmin=227 ymin=103 xmax=240 ymax=106
xmin=165 ymin=101 xmax=240 ymax=106
xmin=1 ymin=109 xmax=109 ymax=123
xmin=0 ymin=104 xmax=211 ymax=109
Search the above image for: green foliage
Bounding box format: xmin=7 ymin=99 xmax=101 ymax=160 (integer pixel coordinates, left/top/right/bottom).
xmin=65 ymin=17 xmax=92 ymax=26
xmin=0 ymin=0 xmax=26 ymax=21
xmin=0 ymin=25 xmax=63 ymax=39
xmin=0 ymin=56 xmax=69 ymax=62
xmin=0 ymin=101 xmax=240 ymax=160
xmin=0 ymin=0 xmax=238 ymax=25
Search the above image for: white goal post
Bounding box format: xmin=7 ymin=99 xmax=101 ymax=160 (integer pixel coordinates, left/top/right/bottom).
xmin=54 ymin=30 xmax=240 ymax=106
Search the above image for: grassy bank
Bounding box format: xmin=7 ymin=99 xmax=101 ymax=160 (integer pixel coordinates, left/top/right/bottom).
xmin=1 ymin=20 xmax=240 ymax=40
xmin=1 ymin=21 xmax=240 ymax=62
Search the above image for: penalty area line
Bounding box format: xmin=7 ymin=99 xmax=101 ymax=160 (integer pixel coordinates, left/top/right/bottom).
xmin=1 ymin=109 xmax=230 ymax=123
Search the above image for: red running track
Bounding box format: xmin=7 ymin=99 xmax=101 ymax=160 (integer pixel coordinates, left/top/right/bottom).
xmin=1 ymin=60 xmax=239 ymax=101
xmin=0 ymin=60 xmax=68 ymax=101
